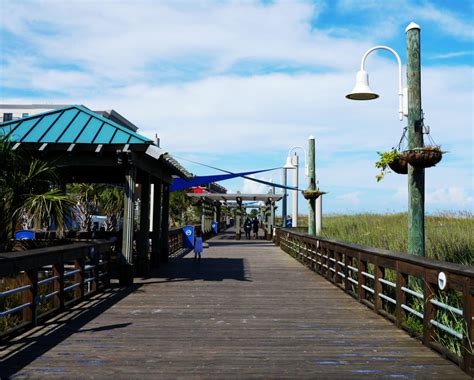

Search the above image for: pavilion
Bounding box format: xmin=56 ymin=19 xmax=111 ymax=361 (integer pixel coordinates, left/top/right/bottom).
xmin=0 ymin=105 xmax=190 ymax=284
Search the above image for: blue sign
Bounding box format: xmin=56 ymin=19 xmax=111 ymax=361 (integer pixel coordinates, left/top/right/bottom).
xmin=211 ymin=221 xmax=218 ymax=235
xmin=285 ymin=218 xmax=293 ymax=228
xmin=183 ymin=226 xmax=195 ymax=248
xmin=15 ymin=230 xmax=35 ymax=240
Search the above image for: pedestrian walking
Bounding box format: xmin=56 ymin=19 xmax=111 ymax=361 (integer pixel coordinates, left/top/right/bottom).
xmin=194 ymin=230 xmax=203 ymax=260
xmin=252 ymin=217 xmax=259 ymax=239
xmin=244 ymin=217 xmax=252 ymax=239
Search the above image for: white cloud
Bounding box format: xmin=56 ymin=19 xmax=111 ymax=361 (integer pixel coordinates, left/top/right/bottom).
xmin=336 ymin=191 xmax=362 ymax=206
xmin=426 ymin=187 xmax=474 ymax=208
xmin=242 ymin=175 xmax=272 ymax=195
xmin=1 ymin=0 xmax=472 ymax=213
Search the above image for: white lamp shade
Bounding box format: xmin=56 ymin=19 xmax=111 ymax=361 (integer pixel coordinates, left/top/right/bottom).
xmin=346 ymin=70 xmax=379 ymax=100
xmin=283 ymin=156 xmax=296 ymax=169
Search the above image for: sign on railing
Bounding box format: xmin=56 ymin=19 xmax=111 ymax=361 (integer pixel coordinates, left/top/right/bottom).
xmin=275 ymin=228 xmax=474 ymax=375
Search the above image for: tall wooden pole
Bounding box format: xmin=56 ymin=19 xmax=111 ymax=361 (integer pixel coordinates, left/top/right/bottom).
xmin=236 ymin=198 xmax=242 ymax=240
xmin=406 ymin=22 xmax=425 ymax=257
xmin=308 ymin=136 xmax=316 ymax=236
xmin=137 ymin=173 xmax=150 ymax=276
xmin=151 ymin=180 xmax=162 ymax=268
xmin=292 ymin=154 xmax=299 ymax=227
xmin=120 ymin=165 xmax=136 ymax=285
xmin=159 ymin=183 xmax=170 ymax=263
xmin=281 ymin=168 xmax=287 ymax=227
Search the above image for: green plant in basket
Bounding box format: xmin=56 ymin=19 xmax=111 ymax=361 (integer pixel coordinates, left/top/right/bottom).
xmin=375 ymin=149 xmax=402 ymax=182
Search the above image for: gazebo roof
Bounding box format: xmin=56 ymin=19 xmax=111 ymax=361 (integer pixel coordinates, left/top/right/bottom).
xmin=0 ymin=105 xmax=190 ymax=182
xmin=0 ymin=105 xmax=152 ymax=147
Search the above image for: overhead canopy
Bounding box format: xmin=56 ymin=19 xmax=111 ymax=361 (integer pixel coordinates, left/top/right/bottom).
xmin=171 ymin=168 xmax=278 ymax=192
xmin=187 ymin=193 xmax=283 ymax=203
xmin=0 ymin=105 xmax=190 ymax=183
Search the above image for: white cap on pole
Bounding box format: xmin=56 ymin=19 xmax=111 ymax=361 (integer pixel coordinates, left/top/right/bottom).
xmin=405 ymin=22 xmax=421 ymax=32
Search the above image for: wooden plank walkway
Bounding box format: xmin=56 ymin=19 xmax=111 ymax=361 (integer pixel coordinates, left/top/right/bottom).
xmin=1 ymin=230 xmax=469 ymax=379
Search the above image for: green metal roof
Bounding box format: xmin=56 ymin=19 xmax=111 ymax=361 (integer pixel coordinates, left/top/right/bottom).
xmin=0 ymin=105 xmax=153 ymax=145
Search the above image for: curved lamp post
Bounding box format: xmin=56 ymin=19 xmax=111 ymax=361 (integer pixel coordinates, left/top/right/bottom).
xmin=346 ymin=22 xmax=425 ymax=257
xmin=284 ymin=146 xmax=307 ymax=227
xmin=346 ymin=46 xmax=407 ymax=121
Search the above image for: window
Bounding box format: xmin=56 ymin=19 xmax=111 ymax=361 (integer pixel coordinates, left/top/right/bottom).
xmin=22 ymin=113 xmax=29 ymax=118
xmin=3 ymin=113 xmax=13 ymax=121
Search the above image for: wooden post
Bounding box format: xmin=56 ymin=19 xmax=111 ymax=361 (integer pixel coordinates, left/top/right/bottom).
xmin=396 ymin=268 xmax=407 ymax=328
xmin=151 ymin=180 xmax=162 ymax=268
xmin=282 ymin=168 xmax=287 ymax=227
xmin=120 ymin=165 xmax=136 ymax=286
xmin=423 ymin=277 xmax=435 ymax=345
xmin=53 ymin=261 xmax=64 ymax=310
xmin=308 ymin=136 xmax=316 ymax=236
xmin=159 ymin=183 xmax=170 ymax=263
xmin=406 ymin=23 xmax=425 ymax=257
xmin=137 ymin=173 xmax=151 ymax=276
xmin=374 ymin=259 xmax=384 ymax=313
xmin=462 ymin=277 xmax=474 ymax=374
xmin=236 ymin=198 xmax=242 ymax=240
xmin=270 ymin=201 xmax=275 ymax=239
xmin=358 ymin=254 xmax=367 ymax=302
xmin=23 ymin=269 xmax=38 ymax=326
xmin=74 ymin=257 xmax=85 ymax=300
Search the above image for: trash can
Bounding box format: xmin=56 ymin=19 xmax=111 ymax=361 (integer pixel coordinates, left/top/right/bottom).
xmin=211 ymin=221 xmax=218 ymax=235
xmin=15 ymin=230 xmax=35 ymax=240
xmin=183 ymin=226 xmax=195 ymax=249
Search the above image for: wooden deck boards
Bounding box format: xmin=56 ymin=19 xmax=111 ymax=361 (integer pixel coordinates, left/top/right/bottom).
xmin=1 ymin=231 xmax=469 ymax=379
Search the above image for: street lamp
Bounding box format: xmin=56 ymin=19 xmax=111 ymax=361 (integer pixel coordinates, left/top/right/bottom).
xmin=346 ymin=22 xmax=425 ymax=257
xmin=346 ymin=45 xmax=407 ymax=121
xmin=285 ymin=146 xmax=307 ymax=227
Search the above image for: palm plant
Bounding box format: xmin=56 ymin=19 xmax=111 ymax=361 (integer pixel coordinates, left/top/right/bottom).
xmin=0 ymin=135 xmax=74 ymax=248
xmin=99 ymin=186 xmax=124 ymax=231
xmin=68 ymin=183 xmax=105 ymax=231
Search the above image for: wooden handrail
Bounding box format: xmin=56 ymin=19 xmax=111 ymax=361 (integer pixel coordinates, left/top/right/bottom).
xmin=275 ymin=228 xmax=473 ymax=376
xmin=0 ymin=240 xmax=112 ymax=338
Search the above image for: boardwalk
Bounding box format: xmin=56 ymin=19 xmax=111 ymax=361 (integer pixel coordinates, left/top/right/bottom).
xmin=1 ymin=231 xmax=468 ymax=379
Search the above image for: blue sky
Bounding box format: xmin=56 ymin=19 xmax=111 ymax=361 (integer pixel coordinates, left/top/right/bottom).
xmin=0 ymin=0 xmax=472 ymax=214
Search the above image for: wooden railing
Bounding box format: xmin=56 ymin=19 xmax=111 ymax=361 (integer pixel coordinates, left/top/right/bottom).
xmin=275 ymin=228 xmax=474 ymax=375
xmin=0 ymin=240 xmax=112 ymax=338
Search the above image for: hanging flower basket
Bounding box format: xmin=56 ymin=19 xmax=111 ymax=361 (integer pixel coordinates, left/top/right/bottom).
xmin=388 ymin=156 xmax=408 ymax=174
xmin=401 ymin=146 xmax=443 ymax=168
xmin=303 ymin=189 xmax=326 ymax=200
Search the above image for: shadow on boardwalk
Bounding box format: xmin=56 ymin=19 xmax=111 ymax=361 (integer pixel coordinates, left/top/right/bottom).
xmin=0 ymin=285 xmax=140 ymax=378
xmin=148 ymin=257 xmax=251 ymax=283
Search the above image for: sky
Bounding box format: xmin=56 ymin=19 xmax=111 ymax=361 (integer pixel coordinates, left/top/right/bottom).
xmin=0 ymin=0 xmax=472 ymax=215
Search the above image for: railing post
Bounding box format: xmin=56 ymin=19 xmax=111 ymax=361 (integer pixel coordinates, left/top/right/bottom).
xmin=160 ymin=183 xmax=170 ymax=263
xmin=423 ymin=276 xmax=435 ymax=346
xmin=396 ymin=268 xmax=407 ymax=329
xmin=326 ymin=248 xmax=333 ymax=283
xmin=374 ymin=258 xmax=384 ymax=313
xmin=53 ymin=260 xmax=64 ymax=310
xmin=23 ymin=269 xmax=38 ymax=326
xmin=92 ymin=246 xmax=99 ymax=293
xmin=343 ymin=251 xmax=350 ymax=292
xmin=74 ymin=258 xmax=85 ymax=301
xmin=335 ymin=249 xmax=342 ymax=286
xmin=358 ymin=254 xmax=366 ymax=302
xmin=462 ymin=277 xmax=474 ymax=374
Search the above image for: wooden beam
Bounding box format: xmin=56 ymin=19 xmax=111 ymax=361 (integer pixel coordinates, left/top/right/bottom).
xmin=151 ymin=180 xmax=162 ymax=268
xmin=120 ymin=165 xmax=136 ymax=286
xmin=137 ymin=173 xmax=151 ymax=276
xmin=159 ymin=183 xmax=170 ymax=263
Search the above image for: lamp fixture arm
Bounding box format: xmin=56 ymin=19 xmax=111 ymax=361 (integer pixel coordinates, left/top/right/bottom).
xmin=288 ymin=146 xmax=308 ymax=176
xmin=360 ymin=45 xmax=405 ymax=120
